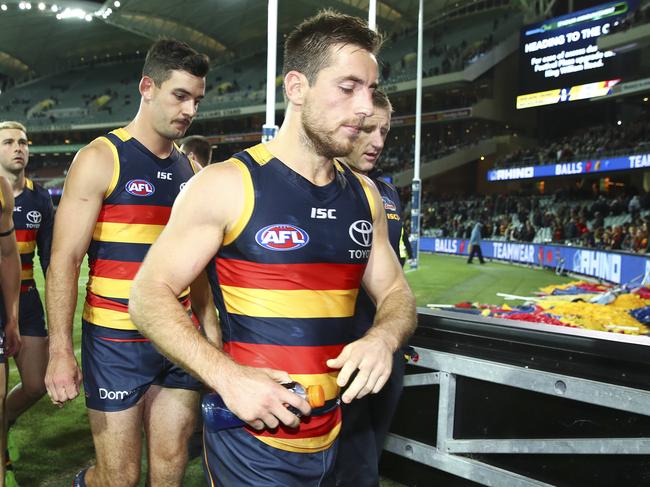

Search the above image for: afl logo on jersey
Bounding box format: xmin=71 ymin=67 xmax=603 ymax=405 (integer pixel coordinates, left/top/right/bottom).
xmin=26 ymin=210 xmax=42 ymax=224
xmin=255 ymin=224 xmax=309 ymax=251
xmin=125 ymin=179 xmax=155 ymax=197
xmin=382 ymin=196 xmax=396 ymax=212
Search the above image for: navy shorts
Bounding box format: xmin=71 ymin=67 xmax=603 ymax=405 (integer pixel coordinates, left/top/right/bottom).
xmin=203 ymin=427 xmax=338 ymax=487
xmin=18 ymin=287 xmax=47 ymax=337
xmin=335 ymin=350 xmax=406 ymax=487
xmin=81 ymin=320 xmax=203 ymax=412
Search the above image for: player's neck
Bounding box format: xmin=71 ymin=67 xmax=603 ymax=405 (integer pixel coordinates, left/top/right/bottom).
xmin=266 ymin=118 xmax=336 ymax=187
xmin=125 ymin=116 xmax=174 ymax=159
xmin=342 ymin=159 xmax=368 ymax=176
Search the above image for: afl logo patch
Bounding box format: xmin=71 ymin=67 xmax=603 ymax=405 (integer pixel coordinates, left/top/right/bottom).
xmin=26 ymin=210 xmax=42 ymax=224
xmin=255 ymin=224 xmax=309 ymax=251
xmin=125 ymin=179 xmax=155 ymax=197
xmin=382 ymin=196 xmax=396 ymax=212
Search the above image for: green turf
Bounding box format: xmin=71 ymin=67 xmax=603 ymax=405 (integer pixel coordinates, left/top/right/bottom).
xmin=8 ymin=253 xmax=574 ymax=485
xmin=405 ymin=253 xmax=573 ymax=307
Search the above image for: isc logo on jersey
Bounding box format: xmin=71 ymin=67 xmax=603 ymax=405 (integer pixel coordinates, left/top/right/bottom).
xmin=125 ymin=179 xmax=155 ymax=197
xmin=255 ymin=224 xmax=309 ymax=251
xmin=382 ymin=196 xmax=397 ymax=212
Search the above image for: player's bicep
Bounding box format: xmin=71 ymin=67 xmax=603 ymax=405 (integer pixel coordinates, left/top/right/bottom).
xmin=0 ymin=181 xmax=16 ymax=256
xmin=361 ymin=184 xmax=405 ymax=306
xmin=52 ymin=144 xmax=113 ymax=260
xmin=0 ymin=178 xmax=13 ymax=230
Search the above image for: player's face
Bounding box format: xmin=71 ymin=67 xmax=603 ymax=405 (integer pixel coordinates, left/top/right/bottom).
xmin=346 ymin=108 xmax=390 ymax=174
xmin=301 ymin=44 xmax=378 ymax=159
xmin=0 ymin=128 xmax=29 ymax=174
xmin=150 ymin=69 xmax=205 ymax=140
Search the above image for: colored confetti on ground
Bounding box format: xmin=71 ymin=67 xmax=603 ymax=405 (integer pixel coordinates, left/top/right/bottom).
xmin=446 ymin=281 xmax=650 ymax=335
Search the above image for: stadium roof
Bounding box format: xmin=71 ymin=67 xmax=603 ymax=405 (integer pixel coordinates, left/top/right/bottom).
xmin=0 ymin=0 xmax=509 ymax=79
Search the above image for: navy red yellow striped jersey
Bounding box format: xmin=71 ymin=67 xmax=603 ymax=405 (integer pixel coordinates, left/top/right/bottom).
xmin=208 ymin=144 xmax=376 ymax=453
xmin=83 ymin=128 xmax=198 ymax=330
xmin=350 ymin=174 xmax=404 ymax=338
xmin=13 ymin=178 xmax=54 ymax=292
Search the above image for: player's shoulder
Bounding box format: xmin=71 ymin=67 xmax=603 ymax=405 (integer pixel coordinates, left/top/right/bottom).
xmin=201 ymin=157 xmax=249 ymax=181
xmin=28 ymin=179 xmax=52 ymax=201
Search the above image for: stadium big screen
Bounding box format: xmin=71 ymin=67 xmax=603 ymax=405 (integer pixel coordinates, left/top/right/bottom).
xmin=517 ymin=1 xmax=639 ymax=109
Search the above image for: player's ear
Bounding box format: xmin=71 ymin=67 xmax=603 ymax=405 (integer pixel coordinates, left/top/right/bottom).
xmin=140 ymin=76 xmax=155 ymax=102
xmin=284 ymin=71 xmax=308 ymax=106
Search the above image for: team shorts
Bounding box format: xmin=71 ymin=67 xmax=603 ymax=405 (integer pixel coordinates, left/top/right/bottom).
xmin=81 ymin=320 xmax=202 ymax=412
xmin=18 ymin=287 xmax=47 ymax=337
xmin=203 ymin=426 xmax=337 ymax=487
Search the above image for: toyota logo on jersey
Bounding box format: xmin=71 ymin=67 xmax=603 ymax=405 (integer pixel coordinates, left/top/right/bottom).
xmin=125 ymin=179 xmax=156 ymax=197
xmin=349 ymin=220 xmax=373 ymax=248
xmin=26 ymin=210 xmax=42 ymax=224
xmin=255 ymin=224 xmax=310 ymax=251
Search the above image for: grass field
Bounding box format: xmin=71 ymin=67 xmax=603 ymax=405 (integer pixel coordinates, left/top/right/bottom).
xmin=9 ymin=253 xmax=573 ymax=486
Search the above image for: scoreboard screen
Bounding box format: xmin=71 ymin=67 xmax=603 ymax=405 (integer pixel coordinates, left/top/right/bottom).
xmin=517 ymin=1 xmax=638 ymax=109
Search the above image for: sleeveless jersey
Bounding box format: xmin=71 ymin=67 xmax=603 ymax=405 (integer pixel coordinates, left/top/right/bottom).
xmin=83 ymin=128 xmax=198 ymax=331
xmin=209 ymin=144 xmax=376 ymax=453
xmin=351 ymin=175 xmax=404 ymax=338
xmin=14 ymin=178 xmax=54 ymax=293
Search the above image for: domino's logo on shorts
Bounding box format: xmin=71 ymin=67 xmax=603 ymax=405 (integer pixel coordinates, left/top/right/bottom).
xmin=98 ymin=387 xmax=132 ymax=401
xmin=125 ymin=179 xmax=156 ymax=197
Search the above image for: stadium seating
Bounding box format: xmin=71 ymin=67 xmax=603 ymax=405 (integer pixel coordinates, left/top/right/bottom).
xmin=0 ymin=7 xmax=522 ymax=127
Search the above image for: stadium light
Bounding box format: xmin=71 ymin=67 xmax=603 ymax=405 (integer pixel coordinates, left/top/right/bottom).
xmin=18 ymin=2 xmax=25 ymax=9
xmin=25 ymin=2 xmax=31 ymax=9
xmin=38 ymin=2 xmax=45 ymax=10
xmin=644 ymin=97 xmax=648 ymax=102
xmin=617 ymin=120 xmax=622 ymax=126
xmin=0 ymin=4 xmax=6 ymax=11
xmin=51 ymin=4 xmax=58 ymax=12
xmin=56 ymin=7 xmax=87 ymax=20
xmin=113 ymin=0 xmax=120 ymax=7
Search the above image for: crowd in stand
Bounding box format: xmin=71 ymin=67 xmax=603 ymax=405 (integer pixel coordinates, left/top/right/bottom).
xmin=421 ymin=191 xmax=650 ymax=254
xmin=495 ymin=120 xmax=650 ymax=168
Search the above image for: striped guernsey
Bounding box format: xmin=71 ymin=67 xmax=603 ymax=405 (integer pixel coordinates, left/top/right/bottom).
xmin=83 ymin=128 xmax=198 ymax=331
xmin=209 ymin=143 xmax=376 ymax=453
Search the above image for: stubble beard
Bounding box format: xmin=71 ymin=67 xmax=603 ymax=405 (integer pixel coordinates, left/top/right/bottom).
xmin=301 ymin=100 xmax=355 ymax=160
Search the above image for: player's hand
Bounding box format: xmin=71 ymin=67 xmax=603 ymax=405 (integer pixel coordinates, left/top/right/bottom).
xmin=4 ymin=321 xmax=21 ymax=357
xmin=217 ymin=363 xmax=311 ymax=431
xmin=45 ymin=350 xmax=83 ymax=407
xmin=326 ymin=332 xmax=394 ymax=404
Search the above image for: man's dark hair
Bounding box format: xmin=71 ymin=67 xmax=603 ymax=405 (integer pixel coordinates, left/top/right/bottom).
xmin=180 ymin=135 xmax=212 ymax=166
xmin=372 ymin=89 xmax=393 ymax=113
xmin=282 ymin=9 xmax=383 ymax=84
xmin=143 ymin=39 xmax=210 ymax=86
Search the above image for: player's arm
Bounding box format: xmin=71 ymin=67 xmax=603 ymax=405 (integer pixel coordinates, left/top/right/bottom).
xmin=190 ymin=269 xmax=221 ymax=347
xmin=44 ymin=140 xmax=113 ymax=405
xmin=0 ymin=177 xmax=22 ymax=357
xmin=130 ymin=162 xmax=310 ymax=430
xmin=35 ymin=188 xmax=55 ymax=274
xmin=327 ymin=179 xmax=416 ymax=403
